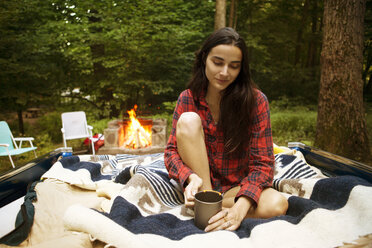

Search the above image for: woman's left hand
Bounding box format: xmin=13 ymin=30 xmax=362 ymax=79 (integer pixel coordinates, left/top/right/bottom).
xmin=204 ymin=207 xmax=243 ymax=232
xmin=204 ymin=196 xmax=253 ymax=232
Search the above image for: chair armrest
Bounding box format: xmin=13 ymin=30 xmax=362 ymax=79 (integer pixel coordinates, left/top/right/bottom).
xmin=87 ymin=125 xmax=93 ymax=136
xmin=0 ymin=144 xmax=10 ymax=154
xmin=14 ymin=137 xmax=34 ymax=141
xmin=14 ymin=137 xmax=35 ymax=148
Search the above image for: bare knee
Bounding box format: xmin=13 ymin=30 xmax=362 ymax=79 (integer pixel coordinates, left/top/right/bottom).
xmin=176 ymin=112 xmax=203 ymax=139
xmin=255 ymin=189 xmax=288 ymax=219
xmin=267 ymin=195 xmax=288 ymax=217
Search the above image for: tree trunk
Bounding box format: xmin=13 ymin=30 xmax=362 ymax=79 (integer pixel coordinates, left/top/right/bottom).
xmin=315 ymin=0 xmax=371 ymax=162
xmin=228 ymin=0 xmax=236 ymax=28
xmin=306 ymin=0 xmax=320 ymax=68
xmin=214 ymin=0 xmax=226 ymax=30
xmin=294 ymin=0 xmax=310 ymax=66
xmin=233 ymin=0 xmax=238 ymax=30
xmin=17 ymin=110 xmax=24 ymax=135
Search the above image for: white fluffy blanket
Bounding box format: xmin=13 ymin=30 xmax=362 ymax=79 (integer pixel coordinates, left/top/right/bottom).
xmin=38 ymin=150 xmax=372 ymax=248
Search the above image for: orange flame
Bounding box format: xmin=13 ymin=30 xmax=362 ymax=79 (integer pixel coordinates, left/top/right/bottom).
xmin=119 ymin=105 xmax=152 ymax=149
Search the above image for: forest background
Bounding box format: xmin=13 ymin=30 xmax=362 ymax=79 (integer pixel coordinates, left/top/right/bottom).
xmin=0 ymin=0 xmax=371 ymax=170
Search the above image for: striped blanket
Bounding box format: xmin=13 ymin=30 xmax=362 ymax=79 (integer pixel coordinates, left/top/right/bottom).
xmin=36 ymin=150 xmax=372 ymax=247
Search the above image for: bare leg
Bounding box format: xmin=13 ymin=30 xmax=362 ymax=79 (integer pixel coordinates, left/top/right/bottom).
xmin=222 ymin=186 xmax=288 ymax=218
xmin=176 ymin=112 xmax=212 ymax=190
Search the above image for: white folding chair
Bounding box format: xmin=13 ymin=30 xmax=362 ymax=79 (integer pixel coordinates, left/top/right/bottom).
xmin=61 ymin=111 xmax=95 ymax=155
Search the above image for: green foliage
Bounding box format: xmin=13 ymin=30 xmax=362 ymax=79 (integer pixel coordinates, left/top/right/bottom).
xmin=0 ymin=0 xmax=215 ymax=122
xmin=45 ymin=0 xmax=215 ymax=119
xmin=88 ymin=118 xmax=113 ymax=134
xmin=271 ymin=112 xmax=316 ymax=142
xmin=270 ymin=97 xmax=317 ymax=146
xmin=162 ymin=101 xmax=178 ymax=112
xmin=270 ymin=96 xmax=317 ymax=112
xmin=236 ymin=0 xmax=322 ymax=103
xmin=36 ymin=112 xmax=63 ymax=143
xmin=0 ymin=0 xmax=72 ymax=115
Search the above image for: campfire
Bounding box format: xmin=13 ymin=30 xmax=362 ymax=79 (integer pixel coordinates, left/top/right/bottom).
xmin=118 ymin=105 xmax=152 ymax=149
xmin=99 ymin=106 xmax=167 ymax=155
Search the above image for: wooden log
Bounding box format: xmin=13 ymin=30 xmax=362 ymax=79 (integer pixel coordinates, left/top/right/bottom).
xmin=139 ymin=126 xmax=151 ymax=145
xmin=135 ymin=129 xmax=142 ymax=148
xmin=124 ymin=135 xmax=134 ymax=147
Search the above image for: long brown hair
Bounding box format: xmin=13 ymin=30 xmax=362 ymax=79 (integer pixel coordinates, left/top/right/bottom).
xmin=187 ymin=27 xmax=257 ymax=156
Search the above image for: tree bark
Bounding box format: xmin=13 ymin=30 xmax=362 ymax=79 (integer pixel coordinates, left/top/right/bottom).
xmin=315 ymin=0 xmax=371 ymax=162
xmin=306 ymin=0 xmax=320 ymax=68
xmin=294 ymin=0 xmax=310 ymax=66
xmin=17 ymin=110 xmax=24 ymax=135
xmin=214 ymin=0 xmax=226 ymax=30
xmin=228 ymin=0 xmax=236 ymax=28
xmin=233 ymin=0 xmax=238 ymax=30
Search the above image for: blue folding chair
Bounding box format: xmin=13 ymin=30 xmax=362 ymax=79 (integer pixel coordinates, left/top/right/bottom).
xmin=0 ymin=121 xmax=37 ymax=168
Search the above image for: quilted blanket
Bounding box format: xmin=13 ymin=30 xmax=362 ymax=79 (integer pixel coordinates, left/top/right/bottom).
xmin=39 ymin=149 xmax=372 ymax=248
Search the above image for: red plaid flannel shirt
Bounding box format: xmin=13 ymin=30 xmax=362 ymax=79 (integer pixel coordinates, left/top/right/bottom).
xmin=164 ymin=89 xmax=274 ymax=204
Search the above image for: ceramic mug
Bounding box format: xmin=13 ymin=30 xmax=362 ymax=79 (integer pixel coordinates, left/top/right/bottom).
xmin=194 ymin=190 xmax=223 ymax=230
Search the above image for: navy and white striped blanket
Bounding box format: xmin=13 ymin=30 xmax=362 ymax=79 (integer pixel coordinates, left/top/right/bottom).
xmin=40 ymin=150 xmax=372 ymax=248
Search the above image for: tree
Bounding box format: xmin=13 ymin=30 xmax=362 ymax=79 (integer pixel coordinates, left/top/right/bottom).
xmin=235 ymin=0 xmax=323 ymax=103
xmin=294 ymin=0 xmax=310 ymax=66
xmin=214 ymin=0 xmax=226 ymax=30
xmin=228 ymin=0 xmax=238 ymax=29
xmin=315 ymin=0 xmax=371 ymax=162
xmin=306 ymin=0 xmax=321 ymax=69
xmin=0 ymin=0 xmax=70 ymax=134
xmin=45 ymin=0 xmax=215 ymax=118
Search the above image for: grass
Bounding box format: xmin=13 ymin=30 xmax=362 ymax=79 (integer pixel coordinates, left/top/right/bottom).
xmin=269 ymin=98 xmax=318 ymax=147
xmin=271 ymin=110 xmax=316 ymax=146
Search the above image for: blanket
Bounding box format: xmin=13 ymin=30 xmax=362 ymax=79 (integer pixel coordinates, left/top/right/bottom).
xmin=36 ymin=150 xmax=372 ymax=247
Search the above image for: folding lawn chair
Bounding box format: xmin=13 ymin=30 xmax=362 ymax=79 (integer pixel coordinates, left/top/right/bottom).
xmin=61 ymin=111 xmax=95 ymax=155
xmin=0 ymin=121 xmax=37 ymax=168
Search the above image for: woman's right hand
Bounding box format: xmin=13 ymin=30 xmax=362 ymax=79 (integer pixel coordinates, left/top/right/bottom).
xmin=184 ymin=173 xmax=203 ymax=208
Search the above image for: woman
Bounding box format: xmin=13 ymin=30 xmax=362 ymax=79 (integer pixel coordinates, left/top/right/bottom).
xmin=164 ymin=27 xmax=288 ymax=232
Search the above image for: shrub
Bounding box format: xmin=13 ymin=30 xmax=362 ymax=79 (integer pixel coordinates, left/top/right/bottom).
xmin=271 ymin=110 xmax=317 ymax=146
xmin=89 ymin=118 xmax=113 ymax=134
xmin=36 ymin=111 xmax=63 ymax=143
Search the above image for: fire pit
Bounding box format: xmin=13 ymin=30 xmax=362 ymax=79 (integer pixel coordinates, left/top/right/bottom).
xmin=98 ymin=106 xmax=167 ymax=155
